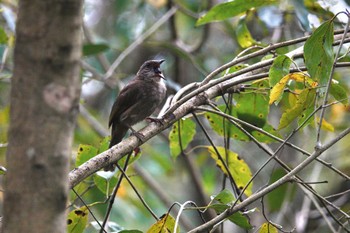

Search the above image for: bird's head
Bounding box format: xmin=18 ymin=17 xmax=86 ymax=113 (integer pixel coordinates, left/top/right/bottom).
xmin=137 ymin=59 xmax=165 ymax=80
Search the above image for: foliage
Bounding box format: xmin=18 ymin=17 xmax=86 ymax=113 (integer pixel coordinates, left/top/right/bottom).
xmin=1 ymin=0 xmax=350 ymax=233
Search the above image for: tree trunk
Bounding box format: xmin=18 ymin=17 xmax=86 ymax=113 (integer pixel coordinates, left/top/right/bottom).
xmin=3 ymin=1 xmax=83 ymax=233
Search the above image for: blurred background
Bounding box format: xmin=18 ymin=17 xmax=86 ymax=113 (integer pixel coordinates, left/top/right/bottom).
xmin=1 ymin=0 xmax=350 ymax=232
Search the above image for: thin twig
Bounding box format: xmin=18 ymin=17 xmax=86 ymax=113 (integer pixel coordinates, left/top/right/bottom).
xmin=195 ymin=106 xmax=350 ymax=180
xmin=316 ymin=13 xmax=350 ymax=146
xmin=188 ymin=127 xmax=350 ymax=233
xmin=71 ymin=188 xmax=107 ymax=233
xmin=103 ymin=6 xmax=178 ymax=80
xmin=99 ymin=152 xmax=132 ymax=233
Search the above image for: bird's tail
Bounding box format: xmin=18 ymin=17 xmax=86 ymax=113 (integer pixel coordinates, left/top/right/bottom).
xmin=104 ymin=124 xmax=128 ymax=171
xmin=109 ymin=123 xmax=128 ymax=148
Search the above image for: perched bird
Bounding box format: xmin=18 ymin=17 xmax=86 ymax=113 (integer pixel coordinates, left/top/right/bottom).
xmin=105 ymin=59 xmax=167 ymax=171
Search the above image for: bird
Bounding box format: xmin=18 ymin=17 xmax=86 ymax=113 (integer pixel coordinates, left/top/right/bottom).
xmin=105 ymin=59 xmax=167 ymax=171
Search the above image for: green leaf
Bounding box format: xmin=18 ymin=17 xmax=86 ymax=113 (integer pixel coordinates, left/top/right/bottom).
xmin=67 ymin=207 xmax=88 ymax=233
xmin=209 ymin=190 xmax=253 ymax=229
xmin=205 ymin=104 xmax=279 ymax=143
xmin=278 ymin=88 xmax=316 ymax=129
xmin=228 ymin=64 xmax=249 ymax=73
xmin=205 ymin=105 xmax=250 ymax=141
xmin=267 ymin=169 xmax=295 ymax=212
xmin=251 ymin=123 xmax=280 ymax=143
xmin=97 ymin=136 xmax=110 ymax=153
xmin=235 ymin=79 xmax=269 ymax=128
xmin=213 ymin=189 xmax=236 ymax=204
xmin=330 ymin=80 xmax=348 ymax=106
xmin=304 ymin=20 xmax=334 ymax=88
xmin=83 ymin=43 xmax=109 ymax=56
xmin=75 ymin=144 xmax=98 ymax=167
xmin=196 ymin=0 xmax=277 ymax=26
xmin=297 ymin=107 xmax=314 ymax=129
xmin=0 ymin=27 xmax=8 ymax=45
xmin=269 ymin=72 xmax=316 ymax=105
xmin=146 ymin=214 xmax=179 ymax=233
xmin=93 ymin=173 xmax=118 ymax=195
xmin=269 ymin=55 xmax=292 ymax=87
xmin=169 ymin=118 xmax=196 ymax=158
xmin=207 ymin=146 xmax=253 ymax=196
xmin=228 ymin=212 xmax=253 ymax=230
xmin=235 ymin=17 xmax=256 ymax=48
xmin=259 ymin=222 xmax=278 ymax=233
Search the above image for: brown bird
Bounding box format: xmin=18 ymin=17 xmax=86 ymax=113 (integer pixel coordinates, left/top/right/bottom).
xmin=105 ymin=59 xmax=167 ymax=171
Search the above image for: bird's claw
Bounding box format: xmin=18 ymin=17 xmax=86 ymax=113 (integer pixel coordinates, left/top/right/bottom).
xmin=146 ymin=117 xmax=164 ymax=125
xmin=131 ymin=131 xmax=146 ymax=142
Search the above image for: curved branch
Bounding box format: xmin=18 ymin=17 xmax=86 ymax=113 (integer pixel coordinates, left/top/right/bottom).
xmin=188 ymin=127 xmax=350 ymax=233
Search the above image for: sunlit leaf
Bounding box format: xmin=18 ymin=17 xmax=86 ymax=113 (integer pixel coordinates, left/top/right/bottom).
xmin=147 ymin=213 xmax=179 ymax=233
xmin=146 ymin=0 xmax=167 ymax=8
xmin=83 ymin=43 xmax=109 ymax=56
xmin=0 ymin=106 xmax=9 ymax=142
xmin=330 ymin=80 xmax=348 ymax=106
xmin=196 ymin=0 xmax=277 ymax=26
xmin=278 ymin=88 xmax=316 ymax=129
xmin=304 ymin=20 xmax=334 ymax=88
xmin=269 ymin=72 xmax=316 ymax=105
xmin=67 ymin=207 xmax=88 ymax=233
xmin=169 ymin=118 xmax=196 ymax=158
xmin=317 ymin=117 xmax=334 ymax=132
xmin=75 ymin=144 xmax=98 ymax=167
xmin=207 ymin=146 xmax=253 ymax=196
xmin=235 ymin=17 xmax=257 ymax=48
xmin=259 ymin=222 xmax=278 ymax=233
xmin=269 ymin=55 xmax=292 ymax=87
xmin=304 ymin=0 xmax=334 ymax=19
xmin=0 ymin=27 xmax=8 ymax=45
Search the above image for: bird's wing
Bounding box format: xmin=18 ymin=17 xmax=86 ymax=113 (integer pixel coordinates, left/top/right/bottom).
xmin=108 ymin=79 xmax=144 ymax=127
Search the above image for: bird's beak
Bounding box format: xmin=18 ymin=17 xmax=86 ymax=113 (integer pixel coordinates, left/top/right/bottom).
xmin=159 ymin=73 xmax=165 ymax=80
xmin=157 ymin=59 xmax=165 ymax=79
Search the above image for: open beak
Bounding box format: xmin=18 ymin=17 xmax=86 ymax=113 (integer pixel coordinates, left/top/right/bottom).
xmin=159 ymin=73 xmax=165 ymax=80
xmin=156 ymin=59 xmax=166 ymax=79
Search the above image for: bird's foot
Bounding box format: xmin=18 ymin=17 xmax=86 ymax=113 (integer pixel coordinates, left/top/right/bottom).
xmin=131 ymin=131 xmax=146 ymax=142
xmin=146 ymin=116 xmax=164 ymax=125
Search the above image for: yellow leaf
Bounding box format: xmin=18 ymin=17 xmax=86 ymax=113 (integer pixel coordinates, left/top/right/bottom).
xmin=269 ymin=72 xmax=316 ymax=105
xmin=317 ymin=117 xmax=334 ymax=132
xmin=278 ymin=88 xmax=316 ymax=129
xmin=259 ymin=222 xmax=278 ymax=233
xmin=207 ymin=146 xmax=253 ymax=196
xmin=147 ymin=214 xmax=179 ymax=233
xmin=146 ymin=0 xmax=167 ymax=8
xmin=67 ymin=207 xmax=88 ymax=233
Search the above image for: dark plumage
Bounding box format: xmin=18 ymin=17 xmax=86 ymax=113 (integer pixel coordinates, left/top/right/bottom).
xmin=105 ymin=59 xmax=167 ymax=171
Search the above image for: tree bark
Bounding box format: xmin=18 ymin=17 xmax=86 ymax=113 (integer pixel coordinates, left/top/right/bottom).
xmin=3 ymin=1 xmax=83 ymax=233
